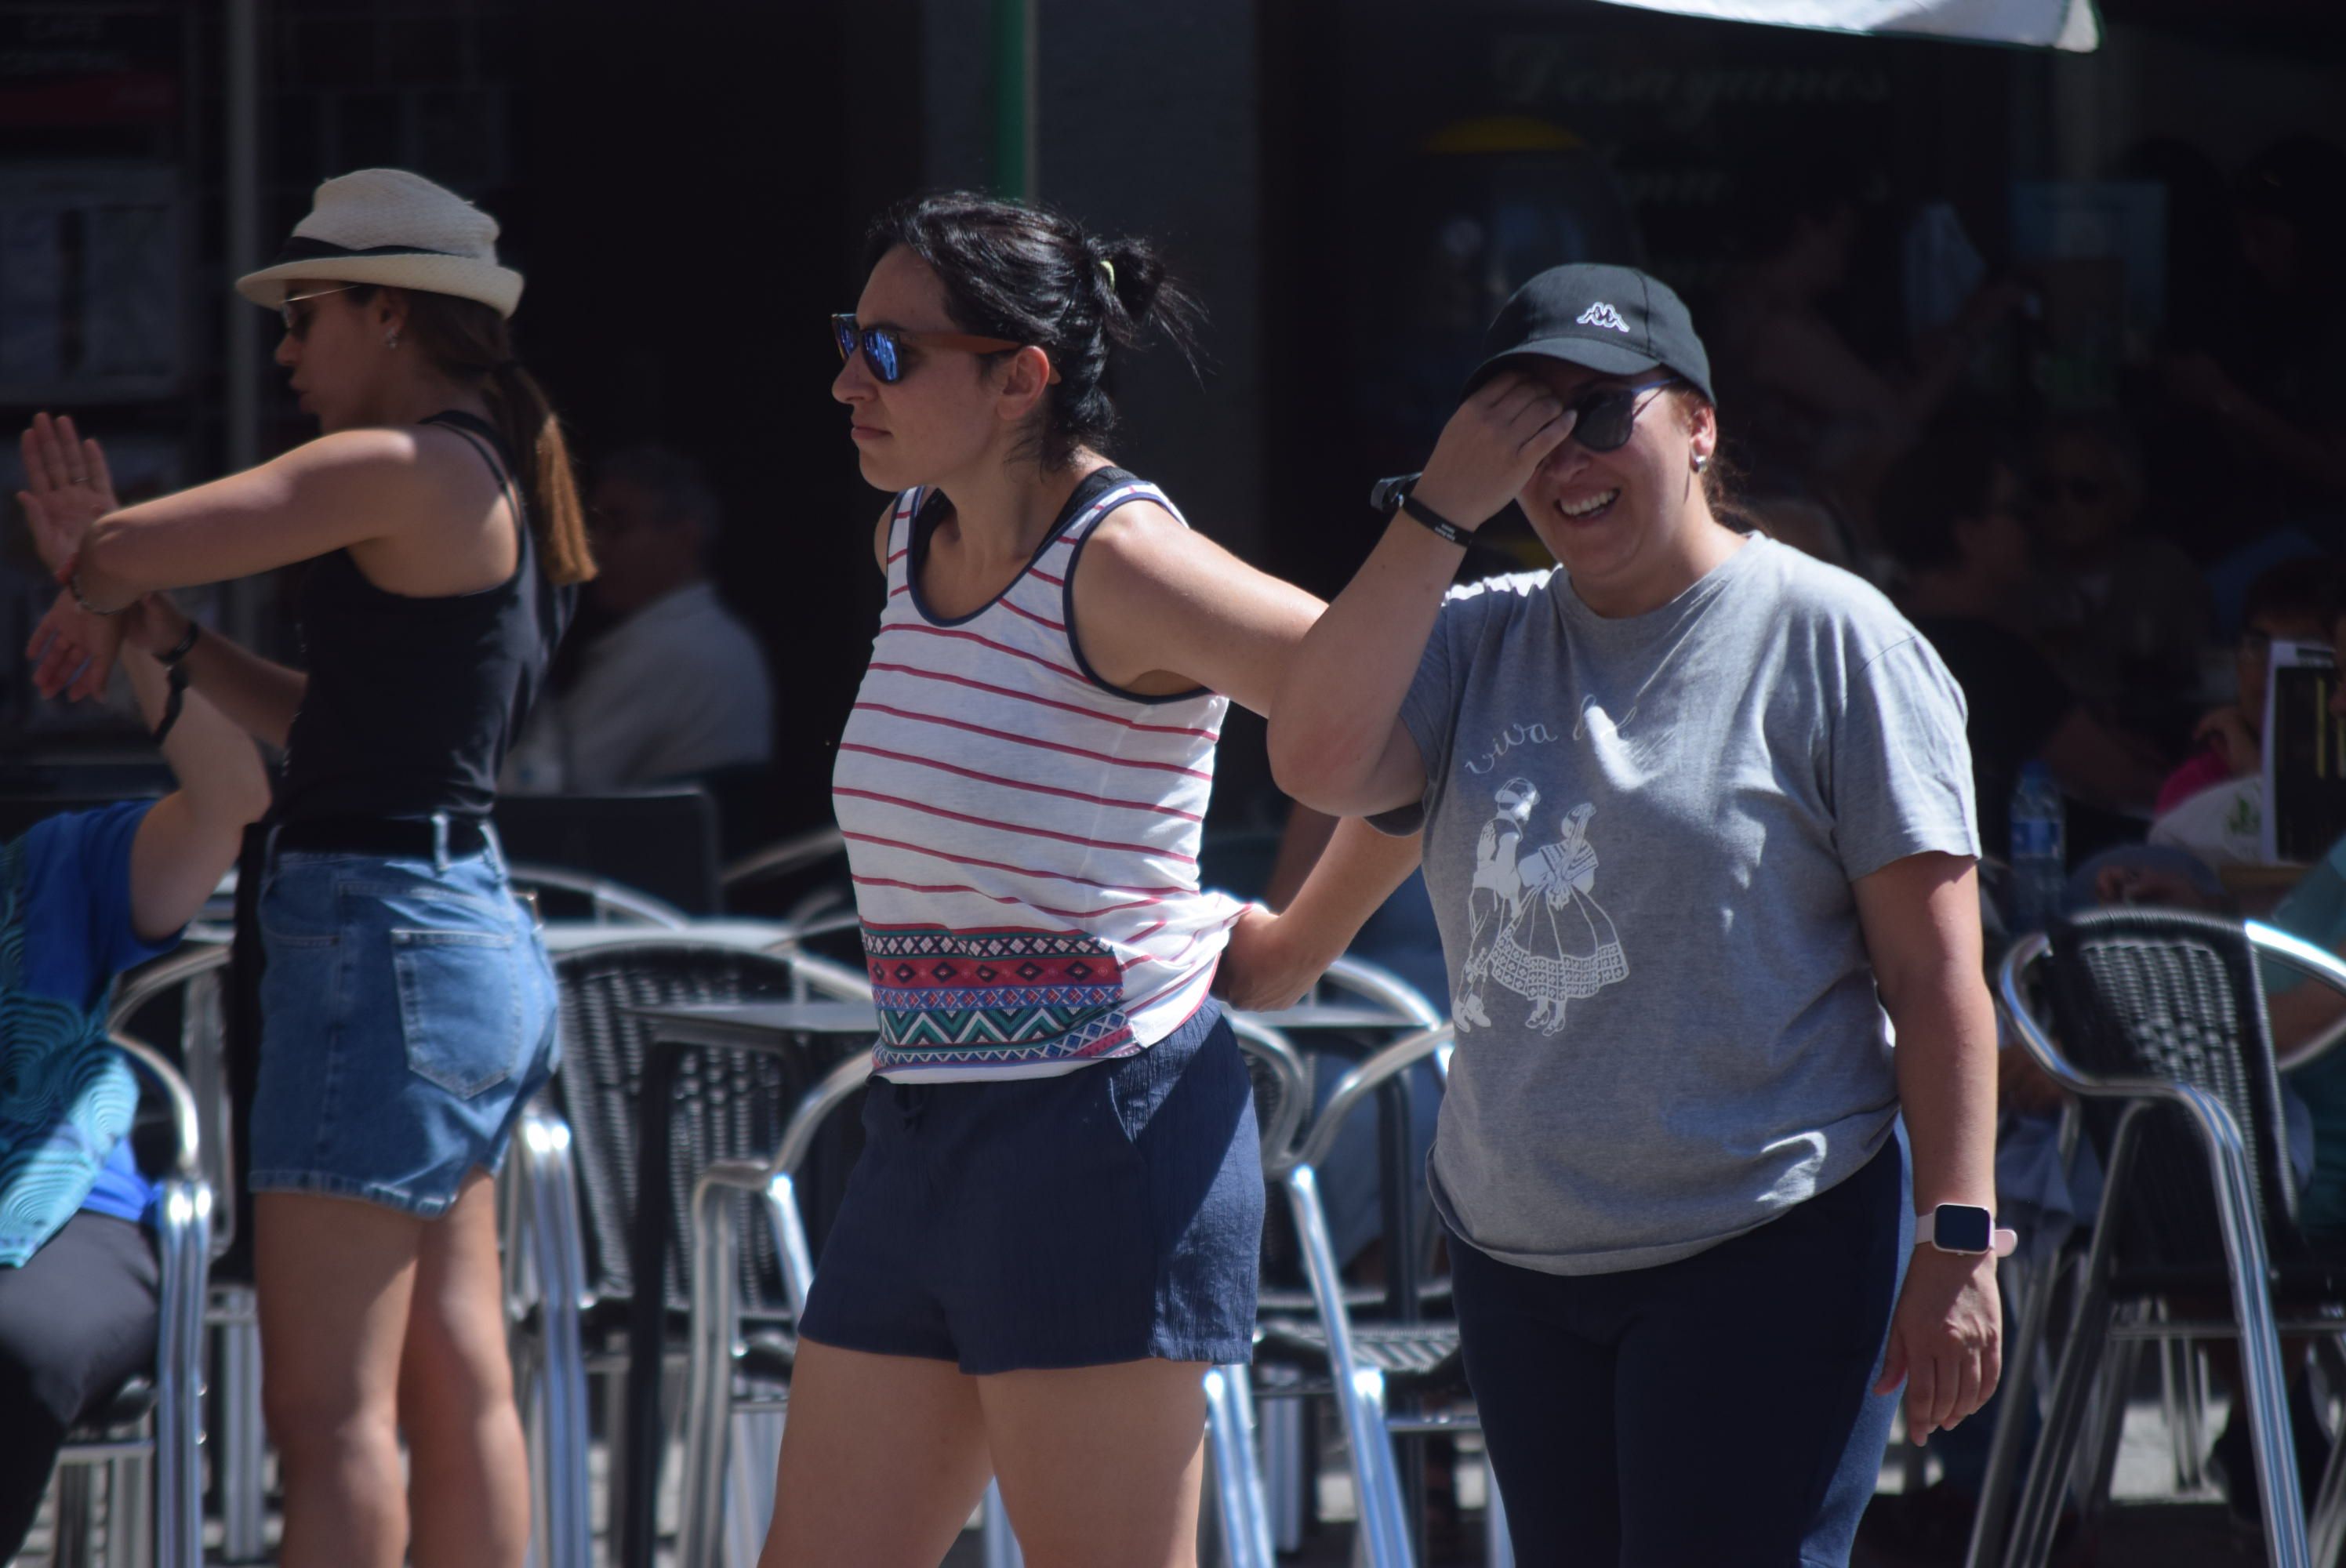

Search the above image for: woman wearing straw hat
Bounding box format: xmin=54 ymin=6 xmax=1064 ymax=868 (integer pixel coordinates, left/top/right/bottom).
xmin=25 ymin=168 xmax=588 ymax=1568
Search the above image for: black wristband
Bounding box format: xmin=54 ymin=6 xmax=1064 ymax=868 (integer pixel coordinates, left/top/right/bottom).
xmin=1398 ymin=490 xmax=1470 ymax=546
xmin=153 ymin=661 xmax=191 ymax=746
xmin=158 ymin=618 xmax=200 ymax=667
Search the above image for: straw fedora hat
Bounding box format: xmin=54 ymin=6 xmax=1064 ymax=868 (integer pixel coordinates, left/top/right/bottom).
xmin=235 ymin=169 xmax=523 ymax=318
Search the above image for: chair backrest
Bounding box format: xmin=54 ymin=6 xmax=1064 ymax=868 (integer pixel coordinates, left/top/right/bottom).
xmin=548 ymin=938 xmax=864 ymax=1316
xmin=495 ymin=789 xmax=722 ymax=914
xmin=2043 ymin=907 xmax=2305 ymax=1265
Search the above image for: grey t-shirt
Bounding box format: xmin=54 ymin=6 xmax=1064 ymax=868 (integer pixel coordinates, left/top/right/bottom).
xmin=1382 ymin=535 xmax=1977 ymax=1275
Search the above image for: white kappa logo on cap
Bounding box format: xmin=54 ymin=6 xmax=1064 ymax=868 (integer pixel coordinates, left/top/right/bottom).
xmin=1577 ymin=302 xmax=1631 ymax=333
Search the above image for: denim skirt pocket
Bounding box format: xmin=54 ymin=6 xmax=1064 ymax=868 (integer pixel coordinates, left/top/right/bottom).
xmin=391 ymin=926 xmax=524 ymax=1098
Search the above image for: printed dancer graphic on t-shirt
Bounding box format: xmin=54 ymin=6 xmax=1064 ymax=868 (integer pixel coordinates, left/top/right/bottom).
xmin=1462 ymin=795 xmax=1629 ymax=1036
xmin=1458 ymin=777 xmax=1539 ymax=1031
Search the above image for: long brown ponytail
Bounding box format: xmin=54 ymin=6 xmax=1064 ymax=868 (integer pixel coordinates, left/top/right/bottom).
xmin=390 ymin=287 xmax=596 ymax=585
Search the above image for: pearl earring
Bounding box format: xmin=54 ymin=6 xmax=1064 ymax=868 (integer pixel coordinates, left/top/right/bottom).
xmin=386 ymin=332 xmax=400 ymax=349
xmin=1692 ymin=452 xmax=1709 ymax=474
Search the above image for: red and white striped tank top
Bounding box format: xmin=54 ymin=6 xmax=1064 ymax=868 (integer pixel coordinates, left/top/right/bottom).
xmin=833 ymin=470 xmax=1245 ymax=1081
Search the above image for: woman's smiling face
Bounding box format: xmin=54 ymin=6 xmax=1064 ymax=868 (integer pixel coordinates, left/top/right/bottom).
xmin=1510 ymin=360 xmax=1718 ymax=611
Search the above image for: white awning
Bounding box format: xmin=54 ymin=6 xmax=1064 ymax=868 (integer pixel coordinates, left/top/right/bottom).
xmin=1584 ymin=0 xmax=2101 ymax=52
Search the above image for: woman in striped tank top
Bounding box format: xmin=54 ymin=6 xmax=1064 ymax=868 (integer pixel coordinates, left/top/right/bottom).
xmin=763 ymin=196 xmax=1422 ymax=1567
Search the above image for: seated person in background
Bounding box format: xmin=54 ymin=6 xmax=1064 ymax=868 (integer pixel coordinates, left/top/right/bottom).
xmin=2146 ymin=558 xmax=2342 ymax=866
xmin=2024 ymin=413 xmax=2213 ymax=748
xmin=0 ymin=483 xmax=270 ymax=1556
xmin=1878 ymin=421 xmax=2168 ymax=855
xmin=503 ymin=443 xmax=772 ymax=792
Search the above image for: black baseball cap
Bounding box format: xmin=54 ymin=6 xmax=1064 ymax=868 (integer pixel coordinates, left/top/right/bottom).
xmin=1464 ymin=263 xmax=1715 ymax=408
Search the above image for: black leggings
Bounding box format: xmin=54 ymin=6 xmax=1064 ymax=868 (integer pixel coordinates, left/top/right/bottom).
xmin=0 ymin=1212 xmax=160 ymax=1557
xmin=1450 ymin=1143 xmax=1908 ymax=1567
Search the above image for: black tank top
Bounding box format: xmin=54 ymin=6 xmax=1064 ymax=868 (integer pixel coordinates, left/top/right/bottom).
xmin=277 ymin=410 xmax=576 ymax=822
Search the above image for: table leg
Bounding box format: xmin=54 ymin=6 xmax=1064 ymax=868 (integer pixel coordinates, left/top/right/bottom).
xmin=622 ymin=1044 xmax=682 ymax=1568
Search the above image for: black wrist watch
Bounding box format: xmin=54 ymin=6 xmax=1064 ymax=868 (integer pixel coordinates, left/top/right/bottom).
xmin=1370 ymin=472 xmax=1470 ymax=546
xmin=158 ymin=618 xmax=200 ymax=667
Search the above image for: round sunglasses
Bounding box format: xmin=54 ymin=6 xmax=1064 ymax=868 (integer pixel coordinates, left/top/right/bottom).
xmin=1557 ymin=375 xmax=1680 ymax=452
xmin=831 ymin=313 xmax=1059 ymax=385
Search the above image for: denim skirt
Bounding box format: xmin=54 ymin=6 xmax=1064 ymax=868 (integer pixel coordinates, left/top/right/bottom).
xmin=798 ymin=1003 xmax=1263 ymax=1374
xmin=247 ymin=833 xmax=557 ymax=1217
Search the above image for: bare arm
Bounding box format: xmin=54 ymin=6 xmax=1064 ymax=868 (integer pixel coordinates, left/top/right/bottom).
xmin=1855 ymin=850 xmax=2003 ymax=1442
xmin=118 ymin=615 xmax=272 ymax=942
xmin=74 ymin=426 xmax=480 ymax=605
xmin=1216 ymin=817 xmax=1425 ymax=1013
xmin=1269 ymin=373 xmax=1572 ymax=817
xmin=1066 ymin=503 xmax=1326 ymax=716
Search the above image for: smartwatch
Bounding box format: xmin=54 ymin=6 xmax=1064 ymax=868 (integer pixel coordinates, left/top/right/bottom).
xmin=1916 ymin=1203 xmax=2017 ymax=1257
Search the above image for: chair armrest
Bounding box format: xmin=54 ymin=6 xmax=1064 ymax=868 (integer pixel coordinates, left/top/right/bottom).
xmin=2249 ymin=921 xmax=2346 ymax=1072
xmin=506 ymin=863 xmax=692 ymax=929
xmin=1320 ymin=955 xmax=1445 ymax=1028
xmin=110 ymin=1031 xmax=202 ymax=1183
xmin=769 ymin=1052 xmax=874 ymax=1180
xmin=721 ymin=827 xmax=848 ymax=891
xmin=768 ymin=949 xmax=874 ymax=1003
xmin=1286 ymin=1025 xmax=1454 ymax=1176
xmin=106 ymin=942 xmax=231 ymax=1031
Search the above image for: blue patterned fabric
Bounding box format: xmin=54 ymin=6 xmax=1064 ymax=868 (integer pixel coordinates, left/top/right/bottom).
xmin=0 ymin=807 xmax=167 ymax=1267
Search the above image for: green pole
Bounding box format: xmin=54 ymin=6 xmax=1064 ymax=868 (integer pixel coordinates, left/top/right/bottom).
xmin=991 ymin=0 xmax=1037 ymax=198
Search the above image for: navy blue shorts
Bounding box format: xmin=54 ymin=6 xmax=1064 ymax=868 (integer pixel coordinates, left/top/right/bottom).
xmin=798 ymin=1004 xmax=1262 ymax=1374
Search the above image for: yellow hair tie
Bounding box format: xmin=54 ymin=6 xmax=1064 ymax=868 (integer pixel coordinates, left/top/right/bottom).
xmin=1100 ymin=258 xmax=1116 ymax=290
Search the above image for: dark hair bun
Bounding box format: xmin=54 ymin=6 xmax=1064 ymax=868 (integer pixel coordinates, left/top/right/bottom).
xmin=868 ymin=193 xmax=1204 ymax=468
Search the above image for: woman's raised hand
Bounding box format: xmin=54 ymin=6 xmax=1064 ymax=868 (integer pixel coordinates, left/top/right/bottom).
xmin=27 ymin=588 xmax=125 ymax=702
xmin=18 ymin=412 xmax=120 ymax=574
xmin=1409 ymin=372 xmax=1576 ymax=533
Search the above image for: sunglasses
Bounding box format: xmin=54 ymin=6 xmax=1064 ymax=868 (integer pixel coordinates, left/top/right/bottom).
xmin=279 ymin=284 xmax=358 ymax=338
xmin=1561 ymin=376 xmax=1680 ymax=452
xmin=831 ymin=314 xmax=1058 ymax=386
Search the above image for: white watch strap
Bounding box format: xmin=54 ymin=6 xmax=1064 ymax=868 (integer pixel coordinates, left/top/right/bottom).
xmin=1915 ymin=1211 xmax=2019 ymax=1257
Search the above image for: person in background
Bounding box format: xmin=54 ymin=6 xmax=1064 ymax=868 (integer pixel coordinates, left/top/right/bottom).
xmin=2163 ymin=135 xmax=2346 ymax=605
xmin=2024 ymin=414 xmax=2213 ymax=749
xmin=1877 ymin=422 xmax=2167 ymax=855
xmin=503 ymin=444 xmax=773 ymax=793
xmin=2144 ymin=559 xmax=2341 ymax=868
xmin=0 ymin=463 xmax=270 ymax=1557
xmin=1709 ymin=165 xmax=2025 ymax=544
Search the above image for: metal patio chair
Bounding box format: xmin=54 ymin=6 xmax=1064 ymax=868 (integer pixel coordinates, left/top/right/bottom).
xmin=1992 ymin=908 xmax=2346 ymax=1568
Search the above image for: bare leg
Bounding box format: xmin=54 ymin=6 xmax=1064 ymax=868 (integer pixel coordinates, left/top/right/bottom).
xmin=257 ymin=1191 xmax=422 ymax=1568
xmin=981 ymin=1358 xmax=1208 ymax=1568
xmin=400 ymin=1171 xmax=530 ymax=1568
xmin=758 ymin=1339 xmax=992 ymax=1568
